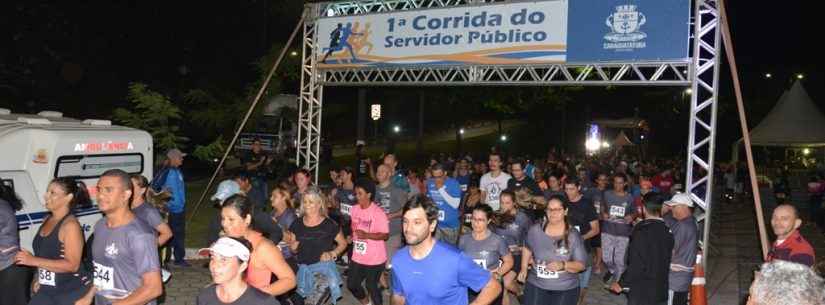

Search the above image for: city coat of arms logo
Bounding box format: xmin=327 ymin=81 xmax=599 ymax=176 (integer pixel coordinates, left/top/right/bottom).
xmin=604 ymin=5 xmax=648 ymax=50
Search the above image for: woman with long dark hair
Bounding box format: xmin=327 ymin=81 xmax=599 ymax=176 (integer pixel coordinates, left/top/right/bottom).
xmin=0 ymin=183 xmax=27 ymax=305
xmin=517 ymin=195 xmax=587 ymax=305
xmin=15 ymin=178 xmax=91 ymax=305
xmin=220 ymin=194 xmax=296 ymax=297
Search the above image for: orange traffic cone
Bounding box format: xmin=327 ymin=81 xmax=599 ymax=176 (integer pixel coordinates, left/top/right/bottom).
xmin=690 ymin=254 xmax=707 ymax=305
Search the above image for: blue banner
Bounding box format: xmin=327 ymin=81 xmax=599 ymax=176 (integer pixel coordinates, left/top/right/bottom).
xmin=567 ymin=0 xmax=690 ymax=62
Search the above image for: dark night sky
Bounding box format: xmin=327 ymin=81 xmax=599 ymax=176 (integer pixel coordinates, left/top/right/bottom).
xmin=0 ymin=1 xmax=820 ymax=155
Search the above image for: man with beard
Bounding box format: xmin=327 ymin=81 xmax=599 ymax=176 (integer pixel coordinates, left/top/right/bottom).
xmin=391 ymin=196 xmax=501 ymax=305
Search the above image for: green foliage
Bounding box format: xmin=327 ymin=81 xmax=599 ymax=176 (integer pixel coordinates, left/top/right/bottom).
xmin=191 ymin=135 xmax=227 ymax=162
xmin=112 ymin=83 xmax=186 ymax=152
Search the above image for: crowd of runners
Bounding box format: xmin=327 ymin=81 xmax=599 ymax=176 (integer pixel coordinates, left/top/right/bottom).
xmin=1 ymin=144 xmax=824 ymax=305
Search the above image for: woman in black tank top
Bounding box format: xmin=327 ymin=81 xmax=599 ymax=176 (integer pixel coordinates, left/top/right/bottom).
xmin=15 ymin=178 xmax=92 ymax=305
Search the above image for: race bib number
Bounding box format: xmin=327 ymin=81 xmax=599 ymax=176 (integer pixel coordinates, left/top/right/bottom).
xmin=354 ymin=240 xmax=367 ymax=255
xmin=609 ymin=205 xmax=626 ymax=218
xmin=536 ymin=264 xmax=559 ymax=279
xmin=473 ymin=259 xmax=487 ymax=270
xmin=438 ymin=210 xmax=445 ymax=221
xmin=340 ymin=204 xmax=352 ymax=216
xmin=93 ymin=262 xmax=115 ymax=291
xmin=38 ymin=268 xmax=55 ymax=287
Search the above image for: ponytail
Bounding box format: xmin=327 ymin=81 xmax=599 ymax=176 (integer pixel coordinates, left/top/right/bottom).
xmin=51 ymin=177 xmax=92 ymax=209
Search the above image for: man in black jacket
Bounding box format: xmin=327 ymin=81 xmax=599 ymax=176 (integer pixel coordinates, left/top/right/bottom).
xmin=611 ymin=192 xmax=674 ymax=305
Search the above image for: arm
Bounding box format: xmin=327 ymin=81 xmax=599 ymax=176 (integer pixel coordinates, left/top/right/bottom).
xmin=517 ymin=247 xmax=533 ymax=282
xmin=356 ymin=231 xmax=389 ymax=241
xmin=469 ymin=277 xmax=502 ymax=305
xmin=16 ymin=219 xmax=83 ymax=273
xmin=494 ymin=254 xmax=514 ymax=277
xmin=391 ymin=294 xmax=406 ymax=305
xmin=112 ymin=271 xmax=163 ymax=305
xmin=582 ymin=220 xmax=600 ymax=240
xmin=321 ymin=231 xmax=348 ymax=261
xmin=258 ymin=241 xmax=297 ymax=296
xmin=438 ymin=186 xmax=461 ymax=209
xmin=155 ymin=223 xmax=173 ymax=246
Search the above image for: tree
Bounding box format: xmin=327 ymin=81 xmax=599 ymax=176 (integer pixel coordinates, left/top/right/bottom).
xmin=112 ymin=83 xmax=187 ymax=154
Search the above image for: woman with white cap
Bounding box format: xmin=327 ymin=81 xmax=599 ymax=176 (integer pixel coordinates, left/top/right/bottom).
xmin=197 ymin=237 xmax=274 ymax=305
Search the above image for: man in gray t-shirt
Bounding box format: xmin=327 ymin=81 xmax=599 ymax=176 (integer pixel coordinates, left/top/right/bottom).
xmin=663 ymin=193 xmax=698 ymax=305
xmin=78 ymin=170 xmax=162 ymax=305
xmin=376 ymin=164 xmax=408 ymax=266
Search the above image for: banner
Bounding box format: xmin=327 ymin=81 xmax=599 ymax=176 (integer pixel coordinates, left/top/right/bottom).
xmin=316 ymin=0 xmax=689 ymax=67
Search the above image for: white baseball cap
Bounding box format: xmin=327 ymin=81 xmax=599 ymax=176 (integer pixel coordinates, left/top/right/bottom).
xmin=211 ymin=180 xmax=241 ymax=202
xmin=664 ymin=192 xmax=694 ymax=207
xmin=198 ymin=237 xmax=250 ymax=262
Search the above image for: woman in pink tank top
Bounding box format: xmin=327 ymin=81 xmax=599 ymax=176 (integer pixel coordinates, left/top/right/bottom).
xmin=220 ymin=194 xmax=296 ymax=296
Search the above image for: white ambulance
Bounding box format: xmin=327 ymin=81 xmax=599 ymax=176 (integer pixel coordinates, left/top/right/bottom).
xmin=0 ymin=108 xmax=153 ymax=251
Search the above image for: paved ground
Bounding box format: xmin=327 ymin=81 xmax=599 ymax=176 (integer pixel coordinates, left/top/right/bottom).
xmin=161 ymin=185 xmax=825 ymax=305
xmin=160 ymin=261 xmax=627 ymax=305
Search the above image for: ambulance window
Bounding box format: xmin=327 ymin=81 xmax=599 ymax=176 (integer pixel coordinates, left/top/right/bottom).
xmin=54 ymin=153 xmax=144 ymax=179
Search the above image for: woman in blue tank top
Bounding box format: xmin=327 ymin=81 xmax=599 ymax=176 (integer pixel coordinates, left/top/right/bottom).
xmin=15 ymin=177 xmax=92 ymax=305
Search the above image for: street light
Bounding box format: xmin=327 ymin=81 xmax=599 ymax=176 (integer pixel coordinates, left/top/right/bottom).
xmin=393 ymin=125 xmax=401 ymax=133
xmin=797 ymin=73 xmax=805 ymax=80
xmin=585 ymin=138 xmax=601 ymax=152
xmin=500 ymin=135 xmax=507 ymax=142
xmin=459 ymin=128 xmax=465 ymax=135
xmin=684 ymin=88 xmax=693 ymax=95
xmin=602 ymin=142 xmax=610 ymax=149
xmin=804 ymin=148 xmax=811 ymax=156
xmin=765 ymin=73 xmax=772 ymax=79
xmin=290 ymin=51 xmax=298 ymax=57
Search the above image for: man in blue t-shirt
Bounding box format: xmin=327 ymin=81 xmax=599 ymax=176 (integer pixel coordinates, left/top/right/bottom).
xmin=392 ymin=196 xmax=501 ymax=305
xmin=426 ymin=163 xmax=463 ymax=245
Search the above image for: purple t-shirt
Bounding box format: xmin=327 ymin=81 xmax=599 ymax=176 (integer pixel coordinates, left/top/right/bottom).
xmin=525 ymin=223 xmax=587 ymax=291
xmin=92 ymin=217 xmax=160 ymax=305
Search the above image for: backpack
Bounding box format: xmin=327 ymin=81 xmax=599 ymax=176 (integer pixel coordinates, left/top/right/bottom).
xmin=150 ymin=167 xmax=170 ymax=193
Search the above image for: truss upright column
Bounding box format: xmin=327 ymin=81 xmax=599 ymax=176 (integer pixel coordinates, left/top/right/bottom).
xmin=685 ymin=0 xmax=723 ymax=268
xmin=297 ymin=3 xmax=325 ymax=182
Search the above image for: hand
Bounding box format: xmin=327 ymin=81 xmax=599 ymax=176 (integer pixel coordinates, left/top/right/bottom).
xmin=548 ymin=261 xmax=565 ymax=272
xmin=354 ymin=230 xmax=367 ymax=239
xmin=517 ymin=271 xmax=527 ymax=283
xmin=14 ymin=250 xmax=35 ymax=266
xmin=31 ymin=280 xmax=40 ymax=294
xmin=610 ymin=282 xmax=623 ymax=294
xmin=282 ymin=231 xmax=294 ymax=243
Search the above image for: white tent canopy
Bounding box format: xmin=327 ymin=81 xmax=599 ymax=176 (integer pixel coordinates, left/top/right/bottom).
xmin=732 ymin=80 xmax=825 ymax=162
xmin=747 ymin=80 xmax=825 ymax=147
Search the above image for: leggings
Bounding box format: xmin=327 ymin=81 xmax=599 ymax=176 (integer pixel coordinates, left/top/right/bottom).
xmin=347 ymin=261 xmax=384 ymax=305
xmin=0 ymin=264 xmax=31 ymax=305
